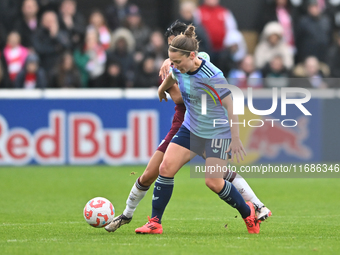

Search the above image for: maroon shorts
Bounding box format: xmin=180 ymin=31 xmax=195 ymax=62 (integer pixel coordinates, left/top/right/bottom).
xmin=157 ymin=104 xmax=186 ymax=153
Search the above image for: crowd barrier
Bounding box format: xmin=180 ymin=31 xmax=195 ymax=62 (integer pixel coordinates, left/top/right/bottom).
xmin=0 ymin=88 xmax=338 ymax=165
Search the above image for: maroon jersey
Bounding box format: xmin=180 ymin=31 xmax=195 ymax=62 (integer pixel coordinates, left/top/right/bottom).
xmin=157 ymin=103 xmax=186 ymax=153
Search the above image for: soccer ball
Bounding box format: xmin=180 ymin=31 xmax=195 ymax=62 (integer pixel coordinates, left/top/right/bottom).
xmin=83 ymin=197 xmax=115 ymax=228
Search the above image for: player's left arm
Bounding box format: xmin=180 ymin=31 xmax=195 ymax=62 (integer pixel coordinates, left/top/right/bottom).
xmin=159 ymin=58 xmax=172 ymax=80
xmin=222 ymin=95 xmax=247 ymax=163
xmin=167 ymin=84 xmax=184 ymax=104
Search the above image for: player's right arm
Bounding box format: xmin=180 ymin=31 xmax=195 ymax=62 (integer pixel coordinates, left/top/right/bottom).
xmin=222 ymin=95 xmax=247 ymax=163
xmin=158 ymin=73 xmax=176 ymax=102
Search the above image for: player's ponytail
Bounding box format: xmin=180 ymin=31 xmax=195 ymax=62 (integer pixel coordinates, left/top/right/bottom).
xmin=183 ymin=25 xmax=197 ymax=39
xmin=169 ymin=24 xmax=199 ymax=56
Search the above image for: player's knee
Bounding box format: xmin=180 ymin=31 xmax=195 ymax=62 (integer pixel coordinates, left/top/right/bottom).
xmin=159 ymin=159 xmax=172 ymax=177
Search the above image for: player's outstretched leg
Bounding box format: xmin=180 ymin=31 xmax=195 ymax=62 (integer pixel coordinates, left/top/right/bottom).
xmin=135 ymin=174 xmax=173 ymax=234
xmin=209 ymin=178 xmax=260 ymax=234
xmin=243 ymin=201 xmax=260 ymax=234
xmin=135 ymin=216 xmax=163 ymax=234
xmin=135 ymin=143 xmax=191 ymax=234
xmin=105 ymin=151 xmax=164 ymax=233
xmin=104 ymin=214 xmax=132 ymax=232
xmin=224 ymin=171 xmax=272 ymax=221
xmin=104 ymin=176 xmax=148 ymax=233
xmin=256 ymin=205 xmax=272 ymax=221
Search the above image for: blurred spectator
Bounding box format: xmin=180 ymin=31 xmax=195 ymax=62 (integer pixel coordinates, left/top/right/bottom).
xmin=88 ymin=10 xmax=111 ymax=50
xmin=224 ymin=29 xmax=247 ymax=63
xmin=301 ymin=0 xmax=327 ymax=13
xmin=144 ymin=30 xmax=168 ymax=70
xmin=0 ymin=0 xmax=21 ymax=32
xmin=0 ymin=58 xmax=10 ymax=88
xmin=14 ymin=53 xmax=47 ymax=89
xmin=32 ymin=11 xmax=71 ymax=72
xmin=286 ymin=0 xmax=315 ymax=17
xmin=3 ymin=31 xmax=30 ymax=82
xmin=105 ymin=58 xmax=126 ymax=88
xmin=219 ymin=29 xmax=247 ymax=76
xmin=259 ymin=0 xmax=297 ymax=52
xmin=58 ymin=0 xmax=86 ymax=49
xmin=228 ymin=54 xmax=263 ymax=88
xmin=135 ymin=54 xmax=160 ymax=88
xmin=0 ymin=23 xmax=7 ymax=51
xmin=195 ymin=0 xmax=238 ymax=64
xmin=124 ymin=4 xmax=151 ymax=63
xmin=37 ymin=0 xmax=62 ymax=14
xmin=254 ymin=22 xmax=294 ymax=70
xmin=325 ymin=0 xmax=340 ymax=31
xmin=262 ymin=55 xmax=290 ymax=87
xmin=82 ymin=28 xmax=107 ymax=88
xmin=49 ymin=51 xmax=81 ymax=88
xmin=178 ymin=1 xmax=211 ymax=54
xmin=73 ymin=38 xmax=90 ymax=87
xmin=296 ymin=0 xmax=332 ymax=62
xmin=13 ymin=0 xmax=40 ymax=49
xmin=106 ymin=0 xmax=131 ymax=31
xmin=292 ymin=56 xmax=329 ymax=88
xmin=327 ymin=30 xmax=340 ymax=78
xmin=108 ymin=28 xmax=136 ymax=87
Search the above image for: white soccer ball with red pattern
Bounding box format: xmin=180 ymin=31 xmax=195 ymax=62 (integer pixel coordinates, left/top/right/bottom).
xmin=83 ymin=197 xmax=115 ymax=228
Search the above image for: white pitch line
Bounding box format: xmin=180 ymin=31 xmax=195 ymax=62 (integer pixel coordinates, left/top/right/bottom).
xmin=6 ymin=239 xmax=27 ymax=243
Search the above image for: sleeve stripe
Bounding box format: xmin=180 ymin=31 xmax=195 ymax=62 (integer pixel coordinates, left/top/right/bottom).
xmin=202 ymin=64 xmax=214 ymax=76
xmin=220 ymin=91 xmax=231 ymax=100
xmin=201 ymin=68 xmax=213 ymax=78
xmin=202 ymin=65 xmax=214 ymax=77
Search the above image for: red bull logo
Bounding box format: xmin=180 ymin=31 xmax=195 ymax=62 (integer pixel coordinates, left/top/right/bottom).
xmin=248 ymin=116 xmax=312 ymax=159
xmin=0 ymin=110 xmax=158 ymax=165
xmin=231 ymin=107 xmax=314 ymax=164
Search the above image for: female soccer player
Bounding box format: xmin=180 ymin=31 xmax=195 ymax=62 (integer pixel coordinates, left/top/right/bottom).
xmin=134 ymin=25 xmax=260 ymax=234
xmin=105 ymin=21 xmax=270 ymax=234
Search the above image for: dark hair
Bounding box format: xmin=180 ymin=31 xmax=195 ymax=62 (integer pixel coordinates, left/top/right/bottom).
xmin=164 ymin=20 xmax=187 ymax=38
xmin=89 ymin=9 xmax=108 ymax=26
xmin=54 ymin=51 xmax=80 ymax=88
xmin=169 ymin=25 xmax=199 ymax=57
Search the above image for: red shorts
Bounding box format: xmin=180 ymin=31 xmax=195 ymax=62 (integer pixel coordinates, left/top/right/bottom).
xmin=157 ymin=103 xmax=186 ymax=153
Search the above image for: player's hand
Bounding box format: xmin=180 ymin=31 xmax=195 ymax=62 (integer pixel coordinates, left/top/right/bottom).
xmin=49 ymin=24 xmax=59 ymax=37
xmin=226 ymin=138 xmax=247 ymax=163
xmin=159 ymin=58 xmax=172 ymax=80
xmin=63 ymin=15 xmax=74 ymax=28
xmin=158 ymin=87 xmax=168 ymax=102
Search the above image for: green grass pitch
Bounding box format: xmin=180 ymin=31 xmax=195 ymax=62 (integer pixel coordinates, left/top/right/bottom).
xmin=1 ymin=166 xmax=339 ymax=255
